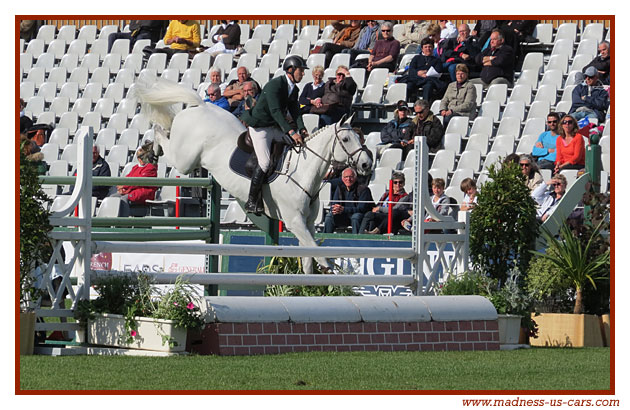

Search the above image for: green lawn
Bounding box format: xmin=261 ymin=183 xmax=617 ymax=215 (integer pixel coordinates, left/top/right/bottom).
xmin=19 ymin=348 xmax=610 ymax=391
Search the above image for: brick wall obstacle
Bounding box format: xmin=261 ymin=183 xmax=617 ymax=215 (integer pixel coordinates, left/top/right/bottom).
xmin=188 ymin=296 xmax=499 ymax=355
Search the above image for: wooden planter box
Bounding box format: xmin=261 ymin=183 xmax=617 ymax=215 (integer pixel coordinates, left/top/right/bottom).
xmin=88 ymin=313 xmax=187 ymax=352
xmin=497 ymin=314 xmax=522 ymax=345
xmin=530 ymin=313 xmax=604 ymax=347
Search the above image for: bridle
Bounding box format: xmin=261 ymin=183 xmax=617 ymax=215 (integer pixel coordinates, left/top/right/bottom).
xmin=330 ymin=123 xmax=370 ymax=169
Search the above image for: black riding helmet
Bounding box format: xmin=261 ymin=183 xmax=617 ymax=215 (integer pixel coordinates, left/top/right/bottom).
xmin=282 ymin=55 xmax=308 ymax=73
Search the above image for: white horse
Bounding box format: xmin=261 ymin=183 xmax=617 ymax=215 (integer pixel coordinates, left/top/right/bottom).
xmin=132 ymin=79 xmax=373 ymax=274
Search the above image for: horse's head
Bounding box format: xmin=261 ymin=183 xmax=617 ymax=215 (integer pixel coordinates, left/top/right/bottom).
xmin=331 ymin=114 xmax=373 ymax=175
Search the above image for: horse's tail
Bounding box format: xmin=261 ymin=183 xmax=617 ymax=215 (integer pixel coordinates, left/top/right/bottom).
xmin=131 ymin=78 xmax=204 ymax=131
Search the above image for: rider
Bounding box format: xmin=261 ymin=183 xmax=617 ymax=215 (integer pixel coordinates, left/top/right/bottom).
xmin=240 ymin=55 xmax=309 ymax=214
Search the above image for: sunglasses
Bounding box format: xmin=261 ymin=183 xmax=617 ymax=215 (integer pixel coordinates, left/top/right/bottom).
xmin=520 ymin=163 xmax=530 ymax=167
xmin=547 ymin=120 xmax=558 ymax=124
xmin=381 ymin=29 xmax=391 ymax=33
xmin=562 ymin=120 xmax=574 ymax=125
xmin=392 ymin=181 xmax=404 ymax=185
xmin=336 ymin=73 xmax=345 ymax=77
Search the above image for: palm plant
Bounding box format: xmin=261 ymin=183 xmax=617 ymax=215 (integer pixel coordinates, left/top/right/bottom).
xmin=533 ymin=220 xmax=610 ymax=314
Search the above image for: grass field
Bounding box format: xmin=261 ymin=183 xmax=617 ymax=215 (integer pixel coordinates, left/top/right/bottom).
xmin=19 ymin=347 xmax=610 ymax=391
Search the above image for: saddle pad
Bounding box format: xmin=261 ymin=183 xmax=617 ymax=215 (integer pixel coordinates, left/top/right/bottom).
xmin=228 ymin=145 xmax=285 ymax=184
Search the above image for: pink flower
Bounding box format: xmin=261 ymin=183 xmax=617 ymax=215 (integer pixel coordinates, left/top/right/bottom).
xmin=173 ymin=301 xmax=178 ymax=306
xmin=187 ymin=302 xmax=195 ymax=310
xmin=130 ymin=330 xmax=137 ymax=337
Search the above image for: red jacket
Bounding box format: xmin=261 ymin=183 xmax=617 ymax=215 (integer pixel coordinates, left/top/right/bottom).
xmin=122 ymin=163 xmax=158 ymax=204
xmin=555 ymin=135 xmax=585 ymax=167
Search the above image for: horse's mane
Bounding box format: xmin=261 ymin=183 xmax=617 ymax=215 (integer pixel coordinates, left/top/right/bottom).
xmin=303 ymin=122 xmax=351 ymax=143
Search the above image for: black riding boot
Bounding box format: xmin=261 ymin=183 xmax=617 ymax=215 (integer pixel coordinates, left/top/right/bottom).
xmin=245 ymin=165 xmax=266 ymax=215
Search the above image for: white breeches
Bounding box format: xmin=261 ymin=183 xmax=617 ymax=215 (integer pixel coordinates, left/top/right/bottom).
xmin=248 ymin=126 xmax=287 ymax=172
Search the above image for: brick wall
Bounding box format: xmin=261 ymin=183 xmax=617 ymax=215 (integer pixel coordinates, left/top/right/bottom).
xmin=189 ymin=320 xmax=499 ymax=355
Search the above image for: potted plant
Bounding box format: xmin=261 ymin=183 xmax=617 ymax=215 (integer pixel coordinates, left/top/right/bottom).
xmin=440 ymin=270 xmax=537 ymax=345
xmin=19 ymin=140 xmax=52 ymax=355
xmin=528 ymin=219 xmax=610 ymax=347
xmin=76 ymin=274 xmax=206 ymax=352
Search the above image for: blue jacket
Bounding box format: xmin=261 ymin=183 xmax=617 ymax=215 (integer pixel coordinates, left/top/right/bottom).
xmin=531 ymin=131 xmax=557 ymax=162
xmin=331 ymin=183 xmax=374 ymax=216
xmin=408 ymin=53 xmax=443 ymax=83
xmin=570 ymin=80 xmax=609 ymax=123
xmin=380 ymin=117 xmax=414 ymax=144
xmin=205 ymin=96 xmax=230 ymax=111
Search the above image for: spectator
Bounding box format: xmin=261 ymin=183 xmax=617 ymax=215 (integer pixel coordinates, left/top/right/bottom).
xmin=471 ymin=29 xmax=515 ymax=89
xmin=398 ymin=20 xmax=431 ymax=50
xmin=359 ymin=171 xmax=409 ymax=234
xmin=311 ymin=65 xmax=357 ymax=126
xmin=471 ymin=20 xmax=499 ymax=50
xmin=555 ymin=115 xmax=585 ymax=174
xmin=207 ymin=67 xmax=226 ymax=93
xmin=400 ymin=173 xmax=433 ymax=233
xmin=403 ymin=37 xmax=445 ymax=102
xmin=532 ymin=174 xmax=567 ymax=222
xmin=439 ymin=20 xmax=457 ymax=40
xmin=412 ymin=99 xmax=445 ymax=153
xmin=20 ymin=20 xmax=42 ymax=42
xmin=440 ymin=24 xmax=481 ymax=81
xmin=318 ymin=20 xmax=362 ymax=68
xmin=108 ymin=20 xmax=163 ymax=53
xmin=499 ymin=20 xmax=538 ymax=68
xmin=20 ymin=134 xmax=46 ymax=175
xmin=532 ymin=112 xmax=560 ymax=170
xmin=344 ymin=19 xmax=380 ymax=66
xmin=203 ymin=83 xmax=230 ymax=111
xmin=90 ymin=146 xmax=111 ymax=200
xmin=378 ymin=100 xmax=415 ymax=160
xmin=204 ymin=20 xmax=241 ymax=58
xmin=224 ymin=66 xmax=259 ymax=111
xmin=439 ymin=64 xmax=477 ymax=128
xmin=459 ymin=177 xmax=478 ymax=211
xmin=112 ymin=144 xmax=158 ymax=217
xmin=232 ymin=81 xmax=260 ymax=118
xmin=583 ymin=41 xmax=610 ymax=85
xmin=298 ymin=65 xmax=326 ymax=116
xmin=324 ymin=167 xmax=374 ymax=234
xmin=519 ymin=154 xmax=543 ymax=191
xmin=351 ymin=21 xmax=400 ymax=73
xmin=143 ymin=20 xmax=200 ymax=62
xmin=425 ymin=178 xmax=457 ymax=226
xmin=570 ymin=66 xmax=609 ymax=123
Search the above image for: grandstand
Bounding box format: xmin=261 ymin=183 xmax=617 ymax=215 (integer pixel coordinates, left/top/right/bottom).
xmin=19 ymin=19 xmax=612 ymax=228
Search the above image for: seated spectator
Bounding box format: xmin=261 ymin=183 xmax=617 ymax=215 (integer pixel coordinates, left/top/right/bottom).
xmin=532 ymin=112 xmax=560 ymax=170
xmin=204 ymin=20 xmax=241 ymax=57
xmin=91 ymin=146 xmax=111 ymax=200
xmin=425 ymin=178 xmax=457 ymax=229
xmin=143 ymin=20 xmax=200 ymax=63
xmin=471 ymin=29 xmax=515 ymax=89
xmin=360 ymin=171 xmax=409 ymax=234
xmin=343 ymin=19 xmax=380 ymax=66
xmin=555 ymin=115 xmax=585 ymax=174
xmin=532 ymin=174 xmax=567 ymax=222
xmin=378 ymin=100 xmax=414 ymax=159
xmin=111 ymin=144 xmax=158 ymax=217
xmin=311 ymin=65 xmax=357 ymax=126
xmin=569 ymin=66 xmax=609 ymax=123
xmin=232 ymin=81 xmax=259 ymax=118
xmin=499 ymin=20 xmax=538 ymax=68
xmin=324 ymin=167 xmax=374 ymax=234
xmin=400 ymin=174 xmax=433 ymax=233
xmin=317 ymin=20 xmax=362 ymax=68
xmin=25 ymin=123 xmax=52 ymax=148
xmin=398 ymin=20 xmax=431 ymax=51
xmin=412 ymin=99 xmax=445 ymax=153
xmin=440 ymin=24 xmax=481 ymax=81
xmin=108 ymin=20 xmax=164 ymax=53
xmin=206 ymin=68 xmax=226 ymax=94
xmin=439 ymin=64 xmax=477 ymax=128
xmin=203 ymin=83 xmax=230 ymax=111
xmin=350 ymin=21 xmax=400 ymax=73
xmin=403 ymin=37 xmax=445 ymax=102
xmin=224 ymin=67 xmax=260 ymax=111
xmin=471 ymin=20 xmax=499 ymax=50
xmin=20 ymin=134 xmax=46 ymax=175
xmin=459 ymin=177 xmax=478 ymax=211
xmin=519 ymin=154 xmax=543 ymax=191
xmin=583 ymin=41 xmax=610 ymax=85
xmin=298 ymin=65 xmax=326 ymax=116
xmin=439 ymin=20 xmax=457 ymax=40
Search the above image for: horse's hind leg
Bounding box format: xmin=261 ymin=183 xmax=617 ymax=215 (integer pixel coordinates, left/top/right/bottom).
xmin=285 ymin=211 xmax=332 ymax=275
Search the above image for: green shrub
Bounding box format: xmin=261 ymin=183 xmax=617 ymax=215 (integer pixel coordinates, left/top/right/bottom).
xmin=526 ymin=249 xmax=574 ymax=313
xmin=469 ymin=162 xmax=539 ymax=284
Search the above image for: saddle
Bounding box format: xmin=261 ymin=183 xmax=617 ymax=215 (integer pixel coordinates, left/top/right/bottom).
xmin=229 ymin=129 xmax=289 ymax=183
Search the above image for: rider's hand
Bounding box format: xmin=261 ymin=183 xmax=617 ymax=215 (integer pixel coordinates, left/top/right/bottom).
xmin=299 ymin=129 xmax=309 ymax=140
xmin=289 ymin=129 xmax=303 ymax=145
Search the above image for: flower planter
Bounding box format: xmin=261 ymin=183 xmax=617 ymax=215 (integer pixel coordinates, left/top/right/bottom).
xmin=600 ymin=314 xmax=610 ymax=347
xmin=530 ymin=313 xmax=604 ymax=347
xmin=20 ymin=311 xmax=36 ymax=356
xmin=497 ymin=314 xmax=522 ymax=345
xmin=88 ymin=313 xmax=187 ymax=352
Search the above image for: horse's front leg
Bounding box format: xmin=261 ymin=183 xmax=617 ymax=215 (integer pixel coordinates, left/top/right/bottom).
xmin=284 ymin=211 xmax=332 ymax=275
